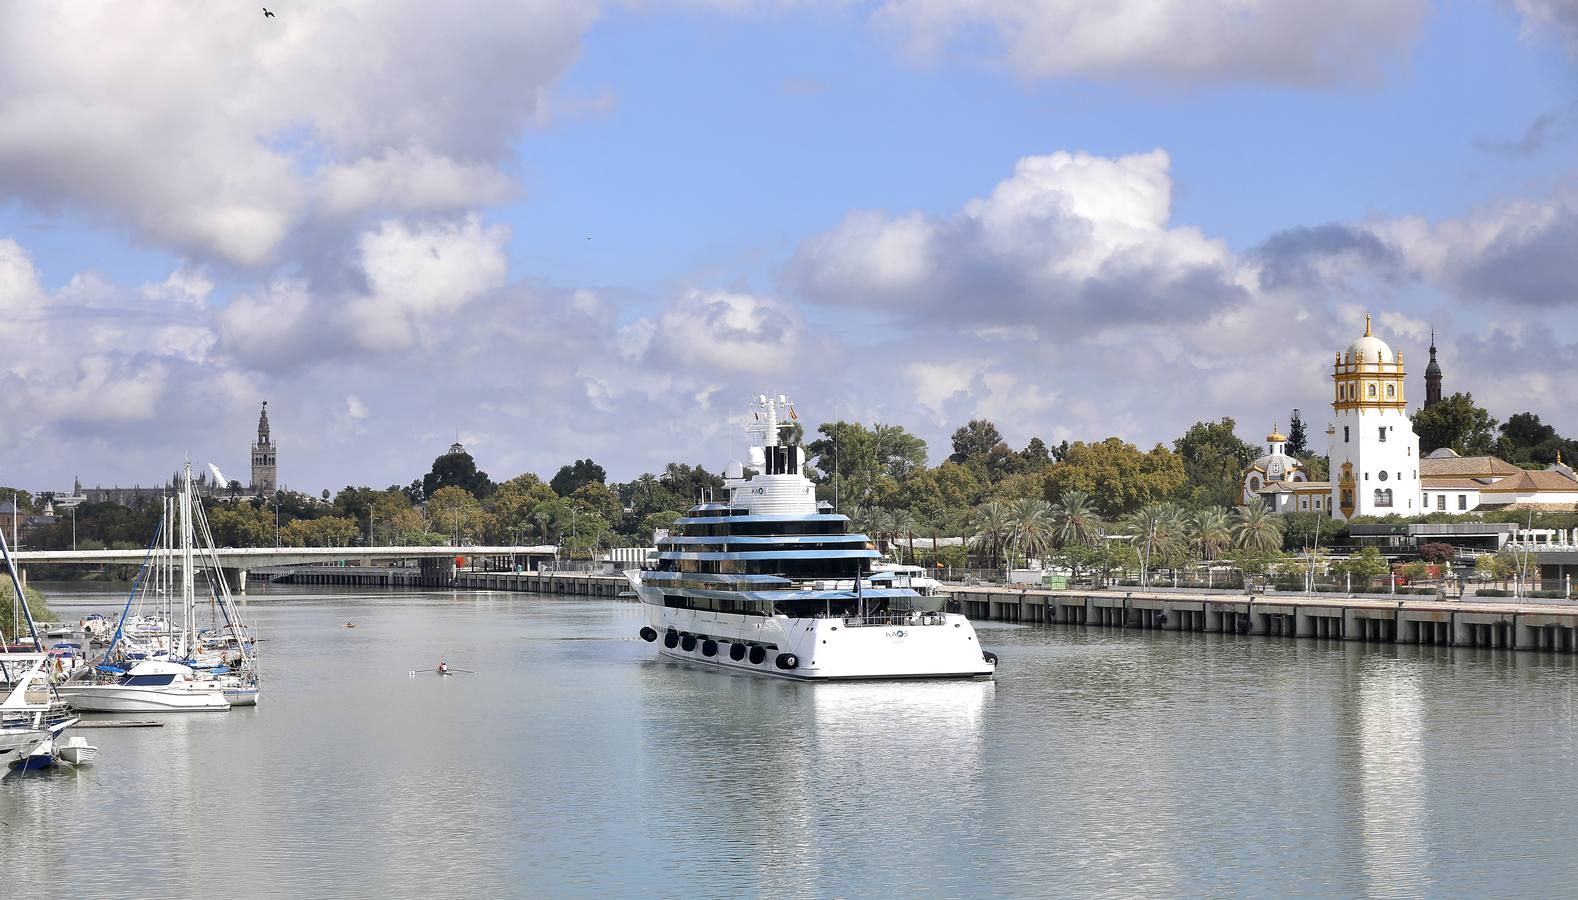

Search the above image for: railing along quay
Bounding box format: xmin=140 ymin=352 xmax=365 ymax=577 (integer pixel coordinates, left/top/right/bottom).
xmin=266 ymin=566 xmax=629 ymax=597
xmin=951 ymin=586 xmax=1578 ymax=652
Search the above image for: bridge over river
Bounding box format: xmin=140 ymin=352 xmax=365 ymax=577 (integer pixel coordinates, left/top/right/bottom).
xmin=8 ymin=545 xmax=559 ymax=591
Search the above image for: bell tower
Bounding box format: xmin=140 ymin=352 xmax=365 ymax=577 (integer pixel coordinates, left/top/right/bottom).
xmin=250 ymin=401 xmax=277 ymax=494
xmin=1329 ymin=315 xmax=1420 ymax=520
xmin=1424 ymin=330 xmax=1443 ymax=407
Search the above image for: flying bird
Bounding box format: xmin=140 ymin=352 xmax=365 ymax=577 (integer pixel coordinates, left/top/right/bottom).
xmin=262 ymin=8 xmax=275 ymax=17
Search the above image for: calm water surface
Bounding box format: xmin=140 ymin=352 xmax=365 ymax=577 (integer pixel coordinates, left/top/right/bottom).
xmin=6 ymin=583 xmax=1578 ymax=898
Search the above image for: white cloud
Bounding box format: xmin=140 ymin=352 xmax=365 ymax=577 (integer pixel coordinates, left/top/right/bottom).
xmin=142 ymin=264 xmax=216 ymax=307
xmin=872 ymin=0 xmax=1427 ymax=86
xmin=0 ymin=2 xmax=595 ymax=265
xmin=42 ymin=355 xmax=168 ymax=423
xmin=342 ymin=214 xmax=511 ymax=350
xmin=649 ymin=289 xmax=804 ymax=372
xmin=791 ymin=148 xmax=1253 ymax=333
xmin=318 ymin=147 xmax=519 ymax=217
xmin=217 ymin=278 xmax=316 ymax=365
xmin=0 ymin=238 xmax=46 ymax=316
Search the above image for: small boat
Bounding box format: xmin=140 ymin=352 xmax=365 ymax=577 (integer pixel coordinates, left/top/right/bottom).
xmin=56 ymin=735 xmax=97 ymax=765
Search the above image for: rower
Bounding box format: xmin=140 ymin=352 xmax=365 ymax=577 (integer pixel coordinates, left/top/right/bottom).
xmin=437 ymin=661 xmax=449 ymax=675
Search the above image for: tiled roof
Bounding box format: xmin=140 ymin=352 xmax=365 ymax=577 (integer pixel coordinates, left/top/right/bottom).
xmin=1418 ymin=455 xmax=1523 ymax=477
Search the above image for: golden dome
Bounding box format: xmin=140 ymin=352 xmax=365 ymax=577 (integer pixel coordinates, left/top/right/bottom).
xmin=1267 ymin=424 xmax=1287 ymax=443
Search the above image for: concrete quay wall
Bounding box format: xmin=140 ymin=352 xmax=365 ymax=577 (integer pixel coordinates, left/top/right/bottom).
xmin=270 ymin=566 xmax=628 ymax=597
xmin=953 ymin=586 xmax=1578 ymax=653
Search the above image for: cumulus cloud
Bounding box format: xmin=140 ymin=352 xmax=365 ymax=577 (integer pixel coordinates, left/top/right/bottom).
xmin=1364 ymin=188 xmax=1578 ymax=308
xmin=790 ymin=149 xmax=1254 ymax=334
xmin=0 ymin=1 xmax=594 ymax=265
xmin=645 ymin=289 xmax=804 ymax=372
xmin=871 ymin=0 xmax=1427 ymax=86
xmin=342 ymin=214 xmax=511 ymax=350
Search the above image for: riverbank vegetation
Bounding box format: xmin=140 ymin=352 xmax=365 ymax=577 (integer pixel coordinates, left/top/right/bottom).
xmin=5 ymin=407 xmax=1574 ymax=573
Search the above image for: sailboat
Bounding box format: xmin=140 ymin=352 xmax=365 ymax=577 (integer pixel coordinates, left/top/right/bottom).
xmin=1 ymin=514 xmax=82 ymax=767
xmin=56 ymin=464 xmax=231 ymax=713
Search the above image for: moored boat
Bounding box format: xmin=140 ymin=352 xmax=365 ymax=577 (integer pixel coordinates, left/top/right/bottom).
xmin=626 ymin=394 xmax=996 ymax=681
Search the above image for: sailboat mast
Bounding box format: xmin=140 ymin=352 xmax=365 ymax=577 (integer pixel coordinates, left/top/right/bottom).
xmin=181 ymin=463 xmax=197 ymax=658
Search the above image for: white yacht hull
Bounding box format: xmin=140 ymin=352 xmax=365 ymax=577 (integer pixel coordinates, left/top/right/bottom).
xmin=0 ymin=727 xmax=48 ymax=759
xmin=634 ymin=583 xmax=994 ymax=681
xmin=54 ymin=684 xmax=230 ymax=713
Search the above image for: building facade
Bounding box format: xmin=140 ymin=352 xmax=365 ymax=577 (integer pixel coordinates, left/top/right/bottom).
xmin=1327 ymin=316 xmax=1421 ymax=520
xmin=1244 ymin=318 xmax=1578 ymax=517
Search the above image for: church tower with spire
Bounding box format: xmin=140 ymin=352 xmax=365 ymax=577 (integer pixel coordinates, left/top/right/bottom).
xmin=250 ymin=401 xmax=277 ymax=494
xmin=1424 ymin=330 xmax=1443 ymax=407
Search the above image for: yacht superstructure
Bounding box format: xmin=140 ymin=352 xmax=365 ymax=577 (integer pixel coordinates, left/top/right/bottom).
xmin=626 ymin=394 xmax=996 ymax=680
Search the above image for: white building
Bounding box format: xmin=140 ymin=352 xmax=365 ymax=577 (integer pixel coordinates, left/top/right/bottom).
xmin=1327 ymin=316 xmax=1421 ymax=520
xmin=1242 ymin=426 xmax=1330 ymax=513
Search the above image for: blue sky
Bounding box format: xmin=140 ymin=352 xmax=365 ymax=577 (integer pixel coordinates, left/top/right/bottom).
xmin=1 ymin=0 xmax=1576 ymax=492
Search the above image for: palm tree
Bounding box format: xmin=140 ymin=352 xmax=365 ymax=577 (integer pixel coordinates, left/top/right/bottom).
xmin=888 ymin=508 xmax=919 ymax=563
xmin=1186 ymin=507 xmax=1234 ymax=561
xmin=1124 ymin=502 xmax=1184 ymax=587
xmin=1234 ymin=504 xmax=1285 ymax=554
xmin=971 ymin=502 xmax=1012 ymax=569
xmin=1050 ymin=489 xmax=1103 ymax=548
xmin=865 ymin=507 xmax=897 ymax=557
xmin=1009 ymin=497 xmax=1056 ymax=567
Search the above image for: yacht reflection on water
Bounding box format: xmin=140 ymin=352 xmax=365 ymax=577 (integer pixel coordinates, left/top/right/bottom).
xmin=640 ymin=662 xmax=992 ymax=893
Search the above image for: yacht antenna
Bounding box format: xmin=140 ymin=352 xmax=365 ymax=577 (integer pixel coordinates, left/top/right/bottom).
xmin=833 ymin=405 xmax=841 ymax=514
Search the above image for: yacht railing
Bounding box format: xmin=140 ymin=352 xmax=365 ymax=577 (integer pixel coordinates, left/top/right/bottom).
xmin=841 ymin=612 xmax=949 ymax=628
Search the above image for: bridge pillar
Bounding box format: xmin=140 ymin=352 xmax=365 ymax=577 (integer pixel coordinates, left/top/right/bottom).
xmin=419 ymin=557 xmax=456 ymax=587
xmin=220 ymin=568 xmax=248 ymax=593
xmin=18 ymin=566 xmax=26 ymax=588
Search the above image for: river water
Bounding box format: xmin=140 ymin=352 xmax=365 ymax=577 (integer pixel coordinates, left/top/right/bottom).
xmin=6 ymin=583 xmax=1578 ymax=898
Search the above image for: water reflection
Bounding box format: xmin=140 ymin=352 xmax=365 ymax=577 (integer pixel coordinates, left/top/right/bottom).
xmin=1353 ymin=656 xmax=1429 ymax=897
xmin=11 ymin=587 xmax=1578 ymax=896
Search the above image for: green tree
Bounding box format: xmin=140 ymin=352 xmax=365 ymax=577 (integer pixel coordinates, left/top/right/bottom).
xmin=487 ymin=474 xmax=558 ymax=542
xmin=1049 ymin=489 xmax=1103 ymax=548
xmin=550 ymin=459 xmax=606 ymax=497
xmin=426 ymin=486 xmax=486 ymax=542
xmin=282 ymin=516 xmax=359 ymax=547
xmin=1173 ymin=418 xmax=1260 ymax=508
xmin=1016 ymin=437 xmax=1053 ymax=473
xmin=1496 ymin=412 xmax=1576 ymax=465
xmin=1287 ymin=410 xmax=1309 ymax=457
xmin=1233 ymin=504 xmax=1284 ymax=554
xmin=1124 ymin=502 xmax=1184 ymax=587
xmin=1043 ymin=438 xmax=1188 ymax=518
xmin=423 ymin=445 xmax=495 ymax=499
xmin=1410 ymin=392 xmax=1499 ymax=456
xmin=205 ymin=502 xmax=274 ymax=547
xmin=1338 ymin=547 xmax=1391 ymax=586
xmin=806 ymin=422 xmax=886 ymax=507
xmin=569 ymin=481 xmax=623 ymax=529
xmin=970 ymin=502 xmax=1012 ymax=569
xmin=873 ymin=423 xmax=929 ymax=479
xmin=1008 ymin=497 xmax=1056 ymax=566
xmin=949 ymin=419 xmax=1004 ymax=464
xmin=371 ymin=492 xmax=425 ymax=545
xmin=1185 ymin=507 xmax=1233 ymax=561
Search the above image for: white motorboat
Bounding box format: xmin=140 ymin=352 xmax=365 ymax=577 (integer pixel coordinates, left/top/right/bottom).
xmin=54 ymin=660 xmax=229 ymax=713
xmin=56 ymin=735 xmax=97 ymax=765
xmin=626 ymin=393 xmax=996 ymax=681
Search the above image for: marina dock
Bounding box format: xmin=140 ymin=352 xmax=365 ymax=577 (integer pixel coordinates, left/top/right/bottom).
xmin=950 ymin=585 xmax=1578 ymax=652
